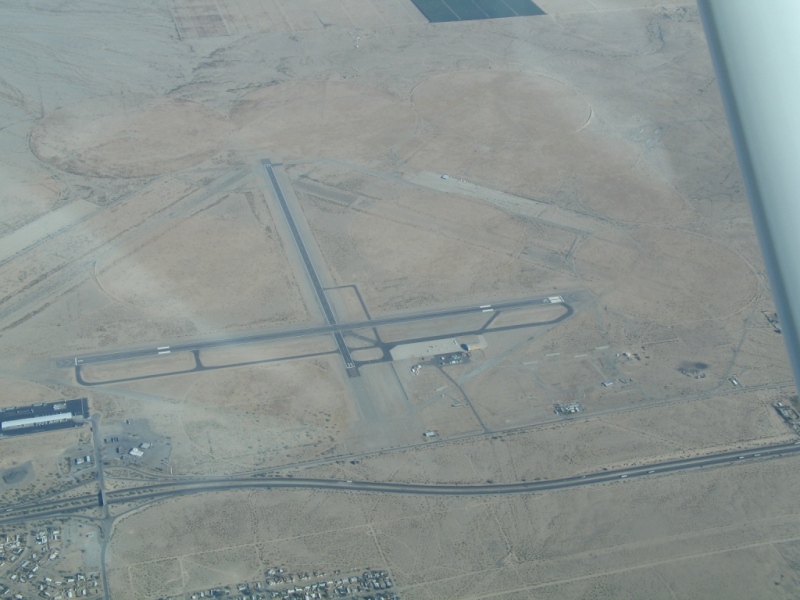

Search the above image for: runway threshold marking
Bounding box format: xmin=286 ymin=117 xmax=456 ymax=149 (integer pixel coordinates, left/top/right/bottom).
xmin=158 ymin=351 xmax=171 ymax=355
xmin=479 ymin=304 xmax=492 ymax=309
xmin=482 ymin=308 xmax=494 ymax=313
xmin=157 ymin=346 xmax=170 ymax=350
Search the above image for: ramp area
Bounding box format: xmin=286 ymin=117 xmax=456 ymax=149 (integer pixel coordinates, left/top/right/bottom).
xmin=391 ymin=337 xmax=462 ymax=361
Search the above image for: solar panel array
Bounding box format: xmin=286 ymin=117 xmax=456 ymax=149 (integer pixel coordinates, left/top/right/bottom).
xmin=410 ymin=0 xmax=545 ymax=23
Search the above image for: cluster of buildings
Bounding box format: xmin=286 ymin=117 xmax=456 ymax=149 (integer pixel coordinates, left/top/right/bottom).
xmin=679 ymin=367 xmax=707 ymax=379
xmin=775 ymin=401 xmax=800 ymax=434
xmin=102 ymin=429 xmax=166 ymax=467
xmin=263 ymin=569 xmax=396 ymax=600
xmin=166 ymin=569 xmax=399 ymax=600
xmin=128 ymin=442 xmax=152 ymax=459
xmin=553 ymin=402 xmax=582 ymax=415
xmin=410 ymin=350 xmax=467 ymax=373
xmin=0 ymin=527 xmax=100 ymax=599
xmin=436 ymin=352 xmax=465 ymax=366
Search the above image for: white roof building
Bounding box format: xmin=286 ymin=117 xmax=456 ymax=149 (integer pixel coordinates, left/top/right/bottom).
xmin=1 ymin=413 xmax=72 ymax=430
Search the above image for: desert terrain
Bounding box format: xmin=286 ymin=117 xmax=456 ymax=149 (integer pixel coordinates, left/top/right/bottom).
xmin=1 ymin=0 xmax=798 ymax=599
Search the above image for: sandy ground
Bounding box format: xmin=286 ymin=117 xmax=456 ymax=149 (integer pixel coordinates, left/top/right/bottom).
xmin=198 ymin=335 xmax=337 ymax=367
xmin=30 ymin=96 xmax=232 ymax=178
xmin=573 ymin=226 xmax=759 ymax=324
xmin=0 ymin=180 xmax=310 ymax=360
xmin=0 ymin=375 xmax=63 ymax=409
xmin=94 ymin=356 xmax=353 ymax=475
xmin=294 ymin=170 xmax=579 ymax=314
xmin=231 ymin=81 xmax=418 ymax=164
xmin=108 ymin=455 xmax=800 ymax=600
xmin=0 ymin=425 xmax=91 ymax=505
xmin=95 ymin=213 xmax=307 ymax=327
xmin=0 ymin=163 xmax=61 ymax=235
xmin=308 ymin=385 xmax=794 ymax=486
xmin=0 ymin=0 xmax=796 ymax=598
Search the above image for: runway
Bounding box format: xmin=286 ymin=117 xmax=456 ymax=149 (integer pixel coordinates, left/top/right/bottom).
xmin=263 ymin=160 xmax=358 ymax=375
xmin=63 ymin=159 xmax=577 ymax=380
xmin=66 ymin=294 xmax=574 ymax=368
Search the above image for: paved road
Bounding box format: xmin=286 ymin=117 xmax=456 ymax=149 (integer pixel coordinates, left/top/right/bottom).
xmin=4 ymin=441 xmax=798 ymax=527
xmin=89 ymin=414 xmax=107 ymax=513
xmin=66 ymin=295 xmax=573 ymax=367
xmin=262 ymin=160 xmax=358 ymax=375
xmin=100 ymin=441 xmax=800 ymax=498
xmin=89 ymin=414 xmax=112 ymax=600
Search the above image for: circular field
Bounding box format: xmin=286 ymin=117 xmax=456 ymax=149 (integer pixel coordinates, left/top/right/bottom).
xmin=411 ymin=70 xmax=590 ymax=145
xmin=573 ymin=227 xmax=758 ymax=323
xmin=30 ymin=96 xmax=230 ymax=178
xmin=230 ymin=81 xmax=416 ymax=161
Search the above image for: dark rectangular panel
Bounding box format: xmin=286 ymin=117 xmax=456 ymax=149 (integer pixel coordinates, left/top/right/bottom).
xmin=448 ymin=0 xmax=490 ymax=20
xmin=472 ymin=0 xmax=516 ymax=18
xmin=409 ymin=0 xmax=545 ymax=22
xmin=410 ymin=0 xmax=459 ymax=22
xmin=501 ymin=0 xmax=546 ymax=16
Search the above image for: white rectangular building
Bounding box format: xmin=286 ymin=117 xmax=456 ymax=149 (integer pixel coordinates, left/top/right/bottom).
xmin=1 ymin=413 xmax=72 ymax=430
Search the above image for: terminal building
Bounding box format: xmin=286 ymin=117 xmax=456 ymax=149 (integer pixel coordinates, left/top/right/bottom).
xmin=0 ymin=398 xmax=89 ymax=437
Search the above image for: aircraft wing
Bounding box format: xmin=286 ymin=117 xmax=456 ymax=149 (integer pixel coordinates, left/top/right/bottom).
xmin=699 ymin=0 xmax=800 ymax=389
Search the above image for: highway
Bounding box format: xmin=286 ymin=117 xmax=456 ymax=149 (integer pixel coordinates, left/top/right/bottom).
xmin=3 ymin=440 xmax=798 ymax=526
xmin=101 ymin=441 xmax=800 ymax=497
xmin=90 ymin=414 xmax=107 ymax=514
xmin=66 ymin=295 xmax=573 ymax=367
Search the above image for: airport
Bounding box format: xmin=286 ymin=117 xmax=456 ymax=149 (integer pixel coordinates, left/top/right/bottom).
xmin=1 ymin=1 xmax=799 ymax=599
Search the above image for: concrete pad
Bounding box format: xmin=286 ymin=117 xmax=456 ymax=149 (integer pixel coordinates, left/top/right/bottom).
xmin=391 ymin=337 xmax=462 ymax=361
